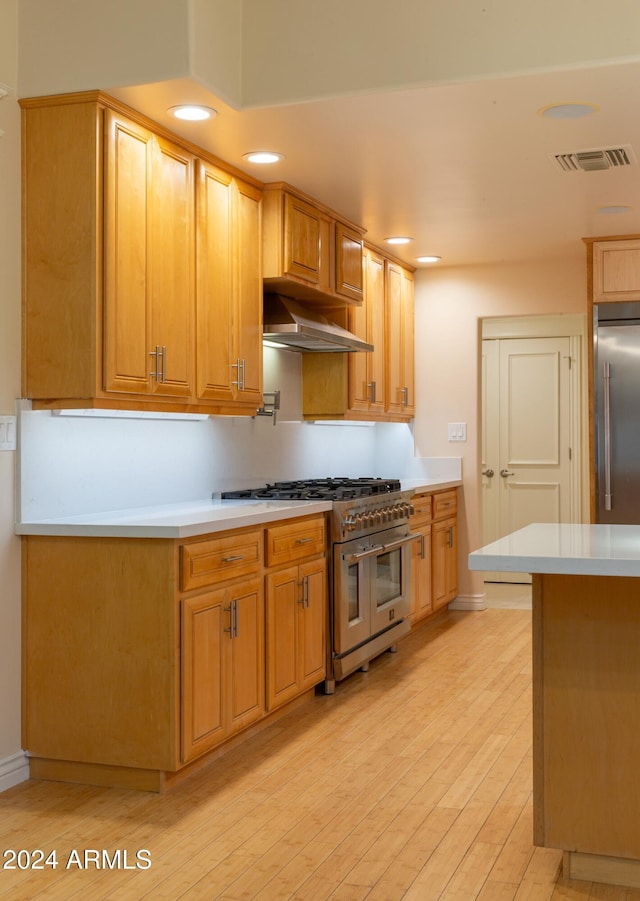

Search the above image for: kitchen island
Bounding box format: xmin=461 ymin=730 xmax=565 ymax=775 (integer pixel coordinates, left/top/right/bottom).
xmin=469 ymin=523 xmax=640 ymax=890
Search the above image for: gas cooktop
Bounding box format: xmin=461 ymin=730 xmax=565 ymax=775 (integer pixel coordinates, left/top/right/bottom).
xmin=221 ymin=477 xmax=402 ymax=501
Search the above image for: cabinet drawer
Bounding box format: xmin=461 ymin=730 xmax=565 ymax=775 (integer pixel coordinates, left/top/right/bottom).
xmin=265 ymin=516 xmax=326 ymax=567
xmin=181 ymin=531 xmax=262 ymax=592
xmin=433 ymin=490 xmax=458 ymax=519
xmin=411 ymin=493 xmax=432 ymax=524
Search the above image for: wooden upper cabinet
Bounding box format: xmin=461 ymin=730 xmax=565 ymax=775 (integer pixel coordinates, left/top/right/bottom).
xmin=104 ymin=112 xmax=195 ymax=399
xmin=21 ymin=91 xmax=262 ymax=415
xmin=302 ymin=244 xmax=414 ymax=423
xmin=385 ymin=261 xmax=415 ymax=416
xmin=195 ymin=161 xmax=262 ymax=406
xmin=590 ymin=238 xmax=640 ymax=303
xmin=335 ymin=222 xmax=365 ymax=303
xmin=262 ymin=183 xmax=364 ymax=306
xmin=349 ymin=246 xmax=385 ymax=414
xmin=234 ymin=179 xmax=263 ymax=405
xmin=283 ymin=192 xmax=330 ymax=288
xmin=103 ymin=112 xmax=153 ymax=396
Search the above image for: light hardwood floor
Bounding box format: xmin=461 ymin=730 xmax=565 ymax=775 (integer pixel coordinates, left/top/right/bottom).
xmin=1 ymin=604 xmax=638 ymax=900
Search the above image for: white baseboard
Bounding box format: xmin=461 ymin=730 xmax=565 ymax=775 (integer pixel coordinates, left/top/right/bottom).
xmin=0 ymin=751 xmax=29 ymax=792
xmin=448 ymin=593 xmax=487 ymax=612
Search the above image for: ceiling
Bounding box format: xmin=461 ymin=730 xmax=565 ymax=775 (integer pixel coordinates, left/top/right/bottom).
xmin=110 ymin=59 xmax=640 ymax=269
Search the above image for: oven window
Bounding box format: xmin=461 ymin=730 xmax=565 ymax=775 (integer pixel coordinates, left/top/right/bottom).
xmin=347 ymin=563 xmax=360 ymax=622
xmin=375 ymin=548 xmax=402 ymax=608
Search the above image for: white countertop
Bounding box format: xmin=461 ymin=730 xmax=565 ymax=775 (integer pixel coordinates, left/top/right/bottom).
xmin=402 ymin=478 xmax=462 ymax=493
xmin=469 ymin=523 xmax=640 ymax=577
xmin=16 ymin=478 xmax=461 ymax=540
xmin=15 ymin=498 xmax=334 ymax=539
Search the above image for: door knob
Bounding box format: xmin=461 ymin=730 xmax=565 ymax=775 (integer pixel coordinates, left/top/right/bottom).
xmin=482 ymin=468 xmax=495 ymax=478
xmin=500 ymin=469 xmax=515 ymax=478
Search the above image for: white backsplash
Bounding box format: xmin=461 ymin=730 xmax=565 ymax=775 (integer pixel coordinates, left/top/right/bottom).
xmin=16 ymin=348 xmax=461 ymax=521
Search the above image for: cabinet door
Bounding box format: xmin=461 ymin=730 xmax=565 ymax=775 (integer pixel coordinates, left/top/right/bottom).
xmin=181 ymin=589 xmax=226 ymax=763
xmin=195 ymin=160 xmax=235 ymax=401
xmin=284 ymin=193 xmax=329 ymax=287
xmin=335 ymin=222 xmax=364 ymax=302
xmin=226 ymin=578 xmax=265 ymax=735
xmin=104 ymin=111 xmax=153 ymax=395
xmin=266 ymin=566 xmax=300 ymax=710
xmin=386 ymin=261 xmax=414 ymax=416
xmin=410 ymin=524 xmax=432 ymax=621
xmin=298 ymin=559 xmax=326 ymax=690
xmin=592 ymin=239 xmax=640 ymax=303
xmin=104 ymin=115 xmax=195 ymax=399
xmin=385 ymin=261 xmax=404 ymax=415
xmin=432 ymin=517 xmax=457 ymax=609
xmin=350 ymin=247 xmax=386 ymax=414
xmin=149 ymin=135 xmax=195 ymax=398
xmin=235 ymin=179 xmax=263 ymax=404
xmin=400 ymin=267 xmax=415 ymax=416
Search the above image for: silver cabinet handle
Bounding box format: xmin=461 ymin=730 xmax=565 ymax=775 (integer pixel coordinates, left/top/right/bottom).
xmin=482 ymin=469 xmax=495 ymax=478
xmin=604 ymin=361 xmax=612 ymax=511
xmin=231 ymin=358 xmax=245 ymax=390
xmin=297 ymin=577 xmax=310 ymax=608
xmin=500 ymin=469 xmax=514 ymax=478
xmin=223 ymin=602 xmax=235 ymax=637
xmin=295 ymin=537 xmax=313 ymax=545
xmin=367 ymin=380 xmax=376 ymax=403
xmin=402 ymin=386 xmax=409 ymax=407
xmin=149 ymin=345 xmax=160 ymax=380
xmin=222 ymin=554 xmax=244 ymax=563
xmin=149 ymin=345 xmax=167 ymax=382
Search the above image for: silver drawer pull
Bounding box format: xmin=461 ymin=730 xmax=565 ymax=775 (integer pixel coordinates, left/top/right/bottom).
xmin=295 ymin=537 xmax=313 ymax=545
xmin=222 ymin=554 xmax=244 ymax=563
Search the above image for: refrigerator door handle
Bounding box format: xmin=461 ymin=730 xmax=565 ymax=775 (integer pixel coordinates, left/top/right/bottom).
xmin=603 ymin=362 xmax=612 ymax=511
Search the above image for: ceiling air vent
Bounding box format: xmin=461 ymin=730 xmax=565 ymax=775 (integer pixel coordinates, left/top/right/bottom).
xmin=553 ymin=145 xmax=637 ymax=173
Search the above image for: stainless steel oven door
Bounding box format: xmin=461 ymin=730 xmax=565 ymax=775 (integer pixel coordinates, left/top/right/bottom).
xmin=333 ymin=526 xmax=418 ymax=655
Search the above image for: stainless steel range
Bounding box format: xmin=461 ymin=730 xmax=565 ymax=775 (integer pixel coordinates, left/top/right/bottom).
xmin=222 ymin=478 xmax=419 ymax=693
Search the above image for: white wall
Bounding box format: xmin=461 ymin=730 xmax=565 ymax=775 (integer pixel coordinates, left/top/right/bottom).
xmin=414 ymin=256 xmax=588 ymax=601
xmin=0 ymin=0 xmax=25 ymax=788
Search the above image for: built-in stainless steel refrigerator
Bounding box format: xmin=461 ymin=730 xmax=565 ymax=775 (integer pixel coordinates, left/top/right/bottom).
xmin=595 ymin=301 xmax=640 ymax=523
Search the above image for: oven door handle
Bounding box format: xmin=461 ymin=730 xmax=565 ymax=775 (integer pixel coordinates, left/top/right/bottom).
xmin=342 ymin=544 xmax=385 ymax=563
xmin=342 ymin=532 xmax=423 ymax=564
xmin=381 ymin=532 xmax=424 ymax=554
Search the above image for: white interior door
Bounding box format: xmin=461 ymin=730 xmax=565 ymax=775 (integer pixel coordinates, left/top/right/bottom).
xmin=483 ymin=335 xmax=573 ymax=583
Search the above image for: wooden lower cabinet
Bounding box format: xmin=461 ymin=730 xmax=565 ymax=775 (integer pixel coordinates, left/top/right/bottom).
xmin=266 ymin=559 xmax=326 ymax=711
xmin=410 ymin=523 xmax=432 ymax=622
xmin=409 ymin=488 xmax=459 ymax=623
xmin=432 ymin=515 xmax=458 ymax=609
xmin=181 ymin=577 xmax=264 ymax=763
xmin=22 ymin=513 xmax=327 ymax=791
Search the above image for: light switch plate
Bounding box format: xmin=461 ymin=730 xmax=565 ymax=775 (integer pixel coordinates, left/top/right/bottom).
xmin=448 ymin=422 xmax=467 ymax=442
xmin=0 ymin=415 xmax=17 ymax=450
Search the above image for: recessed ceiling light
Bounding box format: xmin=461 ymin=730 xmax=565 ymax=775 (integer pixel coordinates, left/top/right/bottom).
xmin=385 ymin=236 xmax=412 ymax=245
xmin=538 ymin=102 xmax=598 ymax=120
xmin=243 ymin=151 xmax=285 ymax=164
xmin=416 ymin=255 xmax=442 ymax=263
xmin=169 ymin=105 xmax=217 ymax=121
xmin=596 ymin=205 xmax=632 ymax=215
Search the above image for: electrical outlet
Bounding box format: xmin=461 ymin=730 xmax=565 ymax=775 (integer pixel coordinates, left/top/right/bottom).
xmin=447 ymin=422 xmax=467 ymax=442
xmin=0 ymin=416 xmax=17 ymax=450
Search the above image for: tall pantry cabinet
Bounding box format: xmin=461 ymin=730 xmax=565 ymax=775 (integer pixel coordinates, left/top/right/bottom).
xmin=21 ymin=91 xmax=263 ymax=415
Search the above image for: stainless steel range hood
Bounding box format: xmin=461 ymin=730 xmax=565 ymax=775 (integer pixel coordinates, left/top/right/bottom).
xmin=263 ymin=295 xmax=373 ymax=353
